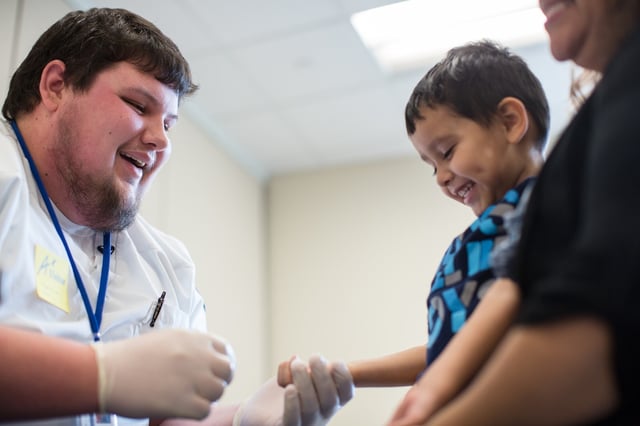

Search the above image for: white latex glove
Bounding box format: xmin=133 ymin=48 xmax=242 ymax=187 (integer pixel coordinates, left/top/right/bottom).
xmin=234 ymin=355 xmax=354 ymax=426
xmin=92 ymin=328 xmax=235 ymax=419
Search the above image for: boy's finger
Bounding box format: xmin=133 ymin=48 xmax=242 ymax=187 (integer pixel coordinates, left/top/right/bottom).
xmin=277 ymin=355 xmax=297 ymax=387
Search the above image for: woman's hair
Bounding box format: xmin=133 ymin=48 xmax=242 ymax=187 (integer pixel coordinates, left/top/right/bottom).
xmin=2 ymin=8 xmax=198 ymax=120
xmin=569 ymin=67 xmax=601 ymax=110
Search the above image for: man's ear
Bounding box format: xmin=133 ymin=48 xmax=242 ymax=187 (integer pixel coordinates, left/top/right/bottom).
xmin=497 ymin=96 xmax=529 ymax=145
xmin=39 ymin=60 xmax=67 ymax=112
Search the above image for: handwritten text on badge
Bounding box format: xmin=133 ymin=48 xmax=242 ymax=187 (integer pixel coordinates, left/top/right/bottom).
xmin=34 ymin=245 xmax=70 ymax=312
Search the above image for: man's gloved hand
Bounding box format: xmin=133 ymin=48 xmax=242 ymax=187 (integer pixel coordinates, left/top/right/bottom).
xmin=92 ymin=328 xmax=235 ymax=419
xmin=285 ymin=355 xmax=354 ymax=425
xmin=234 ymin=355 xmax=354 ymax=426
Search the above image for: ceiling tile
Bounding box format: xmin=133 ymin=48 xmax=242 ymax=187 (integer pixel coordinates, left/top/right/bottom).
xmin=218 ymin=111 xmax=318 ymax=175
xmin=184 ymin=0 xmax=343 ymax=46
xmin=282 ymin=84 xmax=415 ymax=166
xmin=189 ymin=52 xmax=269 ymax=118
xmin=231 ymin=21 xmax=385 ymax=103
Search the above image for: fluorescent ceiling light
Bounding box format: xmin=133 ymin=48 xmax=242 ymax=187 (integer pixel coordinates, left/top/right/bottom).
xmin=351 ymin=0 xmax=547 ymax=73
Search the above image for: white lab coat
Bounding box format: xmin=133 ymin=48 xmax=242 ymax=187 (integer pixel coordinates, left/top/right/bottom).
xmin=0 ymin=120 xmax=207 ymax=426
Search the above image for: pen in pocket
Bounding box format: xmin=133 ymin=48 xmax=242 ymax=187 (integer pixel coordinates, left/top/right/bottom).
xmin=150 ymin=291 xmax=166 ymax=327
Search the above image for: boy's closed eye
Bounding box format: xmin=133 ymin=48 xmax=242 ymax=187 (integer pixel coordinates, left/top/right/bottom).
xmin=441 ymin=145 xmax=454 ymax=160
xmin=430 ymin=146 xmax=454 ymax=176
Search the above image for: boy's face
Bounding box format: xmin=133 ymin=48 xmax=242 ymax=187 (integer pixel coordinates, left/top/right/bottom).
xmin=409 ymin=104 xmax=522 ymax=216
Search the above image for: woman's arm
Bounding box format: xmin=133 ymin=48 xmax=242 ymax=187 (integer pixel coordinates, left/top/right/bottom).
xmin=427 ymin=316 xmax=618 ymax=425
xmin=387 ymin=278 xmax=520 ymax=425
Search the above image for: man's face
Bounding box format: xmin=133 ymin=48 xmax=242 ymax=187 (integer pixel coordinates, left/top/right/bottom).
xmin=53 ymin=61 xmax=179 ymax=231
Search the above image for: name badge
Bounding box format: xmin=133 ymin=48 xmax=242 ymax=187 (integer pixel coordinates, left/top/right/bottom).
xmin=34 ymin=245 xmax=70 ymax=312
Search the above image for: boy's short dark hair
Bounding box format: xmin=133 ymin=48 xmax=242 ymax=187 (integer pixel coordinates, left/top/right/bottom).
xmin=405 ymin=40 xmax=550 ymax=151
xmin=2 ymin=7 xmax=198 ymax=120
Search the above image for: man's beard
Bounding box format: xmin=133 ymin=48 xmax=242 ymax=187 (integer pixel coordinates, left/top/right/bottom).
xmin=55 ymin=115 xmax=140 ymax=232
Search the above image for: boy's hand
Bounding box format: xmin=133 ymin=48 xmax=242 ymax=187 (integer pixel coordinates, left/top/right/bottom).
xmin=286 ymin=355 xmax=354 ymax=423
xmin=238 ymin=355 xmax=354 ymax=425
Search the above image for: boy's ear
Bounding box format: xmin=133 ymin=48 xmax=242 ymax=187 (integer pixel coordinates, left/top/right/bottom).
xmin=497 ymin=97 xmax=529 ymax=145
xmin=39 ymin=60 xmax=67 ymax=112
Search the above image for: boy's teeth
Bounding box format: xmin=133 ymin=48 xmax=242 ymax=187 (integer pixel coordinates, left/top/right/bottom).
xmin=457 ymin=183 xmax=472 ymax=198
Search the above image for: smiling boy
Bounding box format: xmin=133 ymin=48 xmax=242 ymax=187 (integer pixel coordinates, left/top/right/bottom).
xmin=279 ymin=39 xmax=550 ymax=424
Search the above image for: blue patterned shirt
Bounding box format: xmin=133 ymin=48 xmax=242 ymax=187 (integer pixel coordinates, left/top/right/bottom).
xmin=425 ymin=178 xmax=535 ymax=366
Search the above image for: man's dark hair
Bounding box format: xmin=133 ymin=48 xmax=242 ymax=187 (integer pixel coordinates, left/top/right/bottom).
xmin=3 ymin=7 xmax=197 ymax=120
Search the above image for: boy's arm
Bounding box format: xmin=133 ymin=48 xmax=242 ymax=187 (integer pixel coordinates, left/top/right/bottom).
xmin=387 ymin=278 xmax=520 ymax=425
xmin=347 ymin=346 xmax=426 ymax=387
xmin=277 ymin=346 xmax=426 ymax=388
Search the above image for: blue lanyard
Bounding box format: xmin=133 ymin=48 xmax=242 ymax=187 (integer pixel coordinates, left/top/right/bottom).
xmin=10 ymin=121 xmax=111 ymax=342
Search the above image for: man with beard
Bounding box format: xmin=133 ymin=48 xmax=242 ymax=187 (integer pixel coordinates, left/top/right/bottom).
xmin=0 ymin=7 xmax=352 ymax=426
